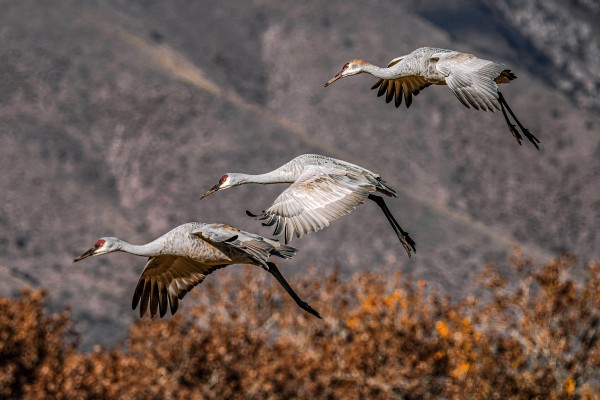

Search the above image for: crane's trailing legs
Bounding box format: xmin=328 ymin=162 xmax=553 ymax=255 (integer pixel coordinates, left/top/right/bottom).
xmin=498 ymin=92 xmax=540 ymax=150
xmin=266 ymin=261 xmax=322 ymax=319
xmin=368 ymin=194 xmax=416 ymax=257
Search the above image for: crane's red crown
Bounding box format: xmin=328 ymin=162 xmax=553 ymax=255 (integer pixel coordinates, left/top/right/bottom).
xmin=94 ymin=239 xmax=106 ymax=248
xmin=219 ymin=175 xmax=228 ymax=185
xmin=342 ymin=62 xmax=349 ymax=70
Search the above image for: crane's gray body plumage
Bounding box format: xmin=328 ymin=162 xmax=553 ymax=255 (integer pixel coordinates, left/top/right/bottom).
xmin=129 ymin=222 xmax=297 ymax=318
xmin=74 ymin=222 xmax=322 ymax=319
xmin=235 ymin=154 xmax=396 ymax=243
xmin=326 ymin=46 xmax=539 ymax=148
xmin=209 ymin=154 xmax=415 ymax=256
xmin=370 ymin=47 xmax=510 ymax=111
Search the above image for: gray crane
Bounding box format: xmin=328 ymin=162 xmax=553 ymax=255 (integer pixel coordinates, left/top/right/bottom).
xmin=201 ymin=154 xmax=416 ymax=257
xmin=325 ymin=47 xmax=540 ymax=149
xmin=73 ymin=222 xmax=321 ymax=319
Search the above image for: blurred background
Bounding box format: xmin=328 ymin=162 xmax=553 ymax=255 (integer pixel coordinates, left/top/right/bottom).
xmin=0 ymin=0 xmax=598 ymax=351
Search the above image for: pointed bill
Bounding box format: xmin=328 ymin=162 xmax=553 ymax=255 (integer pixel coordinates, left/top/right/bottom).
xmin=73 ymin=248 xmax=94 ymax=262
xmin=324 ymin=71 xmax=343 ymax=87
xmin=200 ymin=184 xmax=220 ymax=200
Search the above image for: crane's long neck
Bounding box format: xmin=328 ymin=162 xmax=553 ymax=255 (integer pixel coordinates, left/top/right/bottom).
xmin=362 ymin=62 xmax=412 ymax=80
xmin=118 ymin=239 xmax=164 ymax=257
xmin=233 ymin=170 xmax=297 ymax=185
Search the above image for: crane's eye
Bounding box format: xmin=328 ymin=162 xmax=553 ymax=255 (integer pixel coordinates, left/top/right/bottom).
xmin=219 ymin=175 xmax=228 ymax=185
xmin=94 ymin=239 xmax=106 ymax=249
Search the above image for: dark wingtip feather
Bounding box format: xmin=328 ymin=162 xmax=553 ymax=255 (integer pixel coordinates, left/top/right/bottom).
xmin=132 ymin=279 xmax=144 ymax=310
xmin=394 ymin=82 xmax=402 ymax=108
xmin=377 ymin=81 xmax=388 ymax=97
xmin=150 ymin=281 xmax=159 ymax=318
xmin=371 ymin=79 xmax=383 ymax=90
xmin=139 ymin=280 xmax=151 ymax=318
xmin=168 ymin=293 xmax=179 ymax=316
xmin=159 ymin=285 xmax=168 ymax=318
xmin=385 ymin=82 xmax=394 ymax=104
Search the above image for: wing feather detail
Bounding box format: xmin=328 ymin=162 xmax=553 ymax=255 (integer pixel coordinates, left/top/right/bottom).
xmin=132 ymin=255 xmax=228 ymax=318
xmin=371 ymin=75 xmax=430 ymax=109
xmin=250 ymin=166 xmax=378 ymax=243
xmin=192 ymin=224 xmax=297 ymax=266
xmin=434 ymin=52 xmax=504 ymax=111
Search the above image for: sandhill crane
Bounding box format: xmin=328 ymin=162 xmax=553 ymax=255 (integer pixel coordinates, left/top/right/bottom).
xmin=201 ymin=154 xmax=416 ymax=257
xmin=325 ymin=47 xmax=540 ymax=149
xmin=73 ymin=222 xmax=320 ymax=319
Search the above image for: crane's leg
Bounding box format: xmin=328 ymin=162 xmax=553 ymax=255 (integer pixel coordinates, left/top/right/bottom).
xmin=266 ymin=262 xmax=322 ymax=319
xmin=498 ymin=92 xmax=540 ymax=150
xmin=499 ymin=98 xmax=523 ymax=145
xmin=368 ymin=194 xmax=416 ymax=257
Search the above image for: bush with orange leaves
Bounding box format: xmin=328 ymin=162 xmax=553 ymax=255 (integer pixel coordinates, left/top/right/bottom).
xmin=1 ymin=253 xmax=599 ymax=399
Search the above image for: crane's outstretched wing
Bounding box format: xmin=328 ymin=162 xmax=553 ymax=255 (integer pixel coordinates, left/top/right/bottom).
xmin=434 ymin=52 xmax=504 ymax=111
xmin=248 ymin=166 xmax=376 ymax=243
xmin=370 ymin=57 xmax=431 ymax=108
xmin=132 ymin=255 xmax=227 ymax=319
xmin=192 ymin=224 xmax=297 ymax=267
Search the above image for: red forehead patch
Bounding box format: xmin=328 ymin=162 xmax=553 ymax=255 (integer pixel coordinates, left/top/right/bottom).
xmin=219 ymin=175 xmax=228 ymax=185
xmin=342 ymin=62 xmax=349 ymax=70
xmin=94 ymin=239 xmax=106 ymax=248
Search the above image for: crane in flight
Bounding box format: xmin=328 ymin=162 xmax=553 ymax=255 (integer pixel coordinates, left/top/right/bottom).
xmin=325 ymin=47 xmax=540 ymax=149
xmin=201 ymin=154 xmax=416 ymax=257
xmin=73 ymin=222 xmax=321 ymax=319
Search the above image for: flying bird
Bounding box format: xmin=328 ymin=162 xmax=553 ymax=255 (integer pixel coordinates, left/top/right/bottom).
xmin=73 ymin=222 xmax=320 ymax=319
xmin=325 ymin=47 xmax=540 ymax=149
xmin=201 ymin=154 xmax=416 ymax=257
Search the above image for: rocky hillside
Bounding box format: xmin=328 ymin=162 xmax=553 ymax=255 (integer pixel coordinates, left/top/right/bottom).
xmin=0 ymin=0 xmax=597 ymax=348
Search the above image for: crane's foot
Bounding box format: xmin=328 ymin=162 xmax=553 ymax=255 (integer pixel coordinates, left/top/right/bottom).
xmin=368 ymin=194 xmax=416 ymax=258
xmin=297 ymin=300 xmax=322 ymax=319
xmin=498 ymin=92 xmax=540 ymax=150
xmin=520 ymin=127 xmax=541 ymax=150
xmin=508 ymin=122 xmax=523 ymax=145
xmin=399 ymin=231 xmax=417 ymax=258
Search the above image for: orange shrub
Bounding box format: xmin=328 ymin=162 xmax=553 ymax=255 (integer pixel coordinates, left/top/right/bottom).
xmin=0 ymin=253 xmax=598 ymax=399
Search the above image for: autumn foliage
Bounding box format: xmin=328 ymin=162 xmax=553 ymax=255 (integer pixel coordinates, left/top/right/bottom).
xmin=1 ymin=253 xmax=599 ymax=399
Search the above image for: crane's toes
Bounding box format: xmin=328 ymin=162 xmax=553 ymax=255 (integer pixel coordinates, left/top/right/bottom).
xmin=301 ymin=302 xmax=322 ymax=319
xmin=521 ymin=128 xmax=541 ymax=150
xmin=399 ymin=233 xmax=416 ymax=258
xmin=507 ymin=123 xmax=523 ymax=145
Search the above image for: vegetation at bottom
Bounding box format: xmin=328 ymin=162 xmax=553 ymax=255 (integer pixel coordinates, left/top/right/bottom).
xmin=1 ymin=252 xmax=599 ymax=399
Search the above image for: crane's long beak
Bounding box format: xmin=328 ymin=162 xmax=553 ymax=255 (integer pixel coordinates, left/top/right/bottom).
xmin=73 ymin=248 xmax=94 ymax=263
xmin=324 ymin=71 xmax=343 ymax=87
xmin=200 ymin=184 xmax=220 ymax=200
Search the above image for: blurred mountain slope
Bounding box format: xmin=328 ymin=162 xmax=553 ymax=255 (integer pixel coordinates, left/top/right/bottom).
xmin=0 ymin=0 xmax=597 ymax=348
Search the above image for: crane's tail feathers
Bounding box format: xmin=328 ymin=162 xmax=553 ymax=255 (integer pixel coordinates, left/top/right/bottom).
xmin=376 ymin=178 xmax=398 ymax=197
xmin=498 ymin=92 xmax=540 ymax=150
xmin=263 ymin=238 xmax=297 ymax=259
xmin=495 ymin=69 xmax=516 ymax=84
xmin=266 ymin=262 xmax=321 ymax=319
